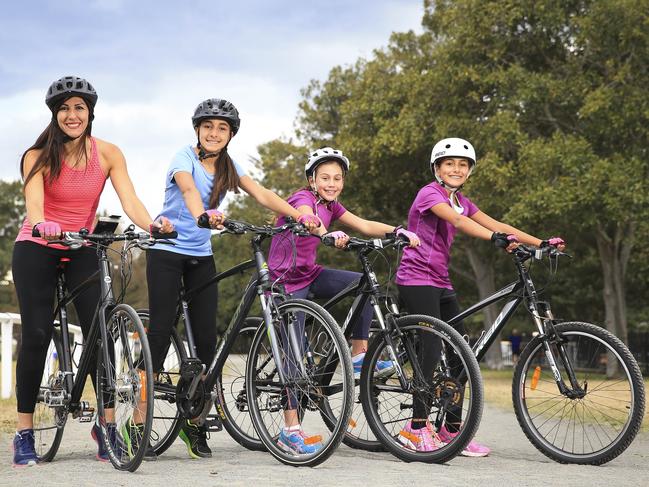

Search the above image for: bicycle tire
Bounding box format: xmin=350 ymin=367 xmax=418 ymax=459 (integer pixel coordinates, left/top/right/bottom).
xmin=216 ymin=318 xmax=265 ymax=451
xmin=33 ymin=328 xmax=67 ymax=462
xmin=246 ymin=299 xmax=354 ymax=467
xmin=95 ymin=304 xmax=154 ymax=471
xmin=512 ymin=321 xmax=645 ymax=465
xmin=360 ymin=315 xmax=484 ymax=463
xmin=137 ymin=310 xmax=187 ymax=456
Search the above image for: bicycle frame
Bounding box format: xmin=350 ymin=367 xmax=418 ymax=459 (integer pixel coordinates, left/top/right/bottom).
xmin=47 ymin=247 xmax=118 ymax=417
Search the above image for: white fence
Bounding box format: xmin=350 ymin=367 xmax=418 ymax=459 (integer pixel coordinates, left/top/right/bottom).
xmin=1 ymin=312 xmax=84 ymax=399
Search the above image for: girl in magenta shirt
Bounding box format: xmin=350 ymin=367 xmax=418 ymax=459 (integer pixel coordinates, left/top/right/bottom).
xmin=395 ymin=137 xmax=565 ymax=456
xmin=267 ymin=147 xmax=419 ymax=454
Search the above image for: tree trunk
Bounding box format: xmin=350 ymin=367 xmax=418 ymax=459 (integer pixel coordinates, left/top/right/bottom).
xmin=595 ymin=221 xmax=634 ymax=377
xmin=465 ymin=245 xmax=503 ymax=370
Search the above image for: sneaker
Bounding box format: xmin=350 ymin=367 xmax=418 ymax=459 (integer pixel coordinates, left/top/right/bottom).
xmin=179 ymin=421 xmax=212 ymax=459
xmin=438 ymin=424 xmax=490 ymax=457
xmin=277 ymin=428 xmax=323 ymax=455
xmin=121 ymin=418 xmax=157 ymax=461
xmin=352 ymin=352 xmax=395 ymax=379
xmin=398 ymin=420 xmax=442 ymax=452
xmin=12 ymin=429 xmax=38 ymax=467
xmin=92 ymin=422 xmax=123 ymax=462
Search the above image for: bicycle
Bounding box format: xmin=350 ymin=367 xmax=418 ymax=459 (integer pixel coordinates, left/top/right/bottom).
xmin=317 ymin=235 xmax=484 ymax=463
xmin=32 ymin=222 xmax=175 ymax=471
xmin=225 ymin=232 xmax=485 ymax=463
xmin=442 ymin=244 xmax=645 ymax=465
xmin=142 ymin=218 xmax=354 ymax=467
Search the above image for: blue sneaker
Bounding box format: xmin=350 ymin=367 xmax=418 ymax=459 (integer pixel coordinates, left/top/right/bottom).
xmin=12 ymin=429 xmax=38 ymax=467
xmin=277 ymin=428 xmax=322 ymax=455
xmin=92 ymin=422 xmax=122 ymax=462
xmin=352 ymin=353 xmax=395 ymax=379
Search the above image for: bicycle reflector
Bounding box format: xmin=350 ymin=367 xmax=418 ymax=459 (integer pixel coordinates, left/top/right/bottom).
xmin=304 ymin=435 xmax=323 ymax=445
xmin=531 ymin=366 xmax=542 ymax=390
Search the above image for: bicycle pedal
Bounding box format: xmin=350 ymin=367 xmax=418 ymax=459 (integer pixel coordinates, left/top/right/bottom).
xmin=78 ymin=409 xmax=95 ymax=422
xmin=180 ymin=358 xmax=205 ymax=380
xmin=203 ymin=414 xmax=223 ymax=432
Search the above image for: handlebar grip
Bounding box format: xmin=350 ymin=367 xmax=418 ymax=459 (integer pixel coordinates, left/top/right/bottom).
xmin=197 ymin=213 xmax=211 ymax=229
xmin=322 ymin=236 xmax=335 ymax=247
xmin=152 ymin=231 xmax=178 ymax=239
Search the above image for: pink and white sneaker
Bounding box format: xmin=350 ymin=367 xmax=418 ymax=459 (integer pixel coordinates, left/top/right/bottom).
xmin=398 ymin=420 xmax=442 ymax=452
xmin=438 ymin=425 xmax=490 ymax=457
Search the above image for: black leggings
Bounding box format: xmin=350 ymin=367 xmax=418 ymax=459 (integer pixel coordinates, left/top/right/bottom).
xmin=146 ymin=249 xmax=218 ymax=372
xmin=13 ymin=241 xmax=100 ymax=413
xmin=398 ymin=284 xmax=466 ymax=429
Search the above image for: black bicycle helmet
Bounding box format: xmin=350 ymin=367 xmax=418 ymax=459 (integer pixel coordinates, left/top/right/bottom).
xmin=192 ymin=98 xmax=241 ymax=135
xmin=45 ymin=76 xmax=98 ymax=112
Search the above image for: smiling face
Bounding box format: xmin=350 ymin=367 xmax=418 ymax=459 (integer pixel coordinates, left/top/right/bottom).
xmin=435 ymin=157 xmax=471 ymax=188
xmin=196 ymin=118 xmax=232 ymax=153
xmin=309 ymin=160 xmax=345 ymax=202
xmin=56 ymin=96 xmax=90 ymax=139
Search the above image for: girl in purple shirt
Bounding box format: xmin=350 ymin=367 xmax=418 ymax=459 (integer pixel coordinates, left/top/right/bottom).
xmin=267 ymin=147 xmax=419 ymax=455
xmin=396 ymin=138 xmax=565 ymax=456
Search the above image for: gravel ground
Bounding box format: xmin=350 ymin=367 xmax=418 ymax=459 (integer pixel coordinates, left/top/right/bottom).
xmin=1 ymin=404 xmax=647 ymax=487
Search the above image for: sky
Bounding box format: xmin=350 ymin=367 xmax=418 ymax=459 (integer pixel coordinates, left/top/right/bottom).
xmin=0 ymin=0 xmax=423 ymax=225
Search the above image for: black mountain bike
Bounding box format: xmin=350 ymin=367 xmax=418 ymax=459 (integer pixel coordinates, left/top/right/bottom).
xmin=439 ymin=244 xmax=645 ymax=465
xmin=33 ymin=224 xmax=174 ymax=471
xmin=141 ymin=218 xmax=354 ymax=467
xmin=223 ymin=234 xmax=485 ymax=464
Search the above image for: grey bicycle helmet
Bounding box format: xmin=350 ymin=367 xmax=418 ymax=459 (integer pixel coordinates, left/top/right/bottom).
xmin=45 ymin=76 xmax=98 ymax=112
xmin=304 ymin=147 xmax=350 ymax=179
xmin=192 ymin=98 xmax=241 ymax=135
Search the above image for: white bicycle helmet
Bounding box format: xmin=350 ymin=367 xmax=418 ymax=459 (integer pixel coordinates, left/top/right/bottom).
xmin=304 ymin=147 xmax=350 ymax=179
xmin=430 ymin=137 xmax=477 ymax=186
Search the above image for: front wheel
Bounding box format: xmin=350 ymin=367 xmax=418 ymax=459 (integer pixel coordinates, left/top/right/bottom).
xmin=513 ymin=321 xmax=645 ymax=465
xmin=96 ymin=304 xmax=154 ymax=472
xmin=360 ymin=315 xmax=484 ymax=463
xmin=34 ymin=329 xmax=67 ymax=462
xmin=246 ymin=299 xmax=354 ymax=467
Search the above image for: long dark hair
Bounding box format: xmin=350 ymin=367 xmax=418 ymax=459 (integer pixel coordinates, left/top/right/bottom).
xmin=207 ymin=145 xmax=240 ymax=209
xmin=21 ymin=99 xmax=93 ymax=186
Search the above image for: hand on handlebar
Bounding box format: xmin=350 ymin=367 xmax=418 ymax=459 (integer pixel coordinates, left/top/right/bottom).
xmin=491 ymin=232 xmax=519 ymax=253
xmin=395 ymin=227 xmax=420 ymax=247
xmin=32 ymin=221 xmax=62 ymax=240
xmin=149 ymin=216 xmax=174 ymax=235
xmin=541 ymin=236 xmax=566 ymax=251
xmin=296 ymin=213 xmax=322 ymax=232
xmin=197 ymin=209 xmax=226 ymax=230
xmin=323 ymin=230 xmax=349 ymax=249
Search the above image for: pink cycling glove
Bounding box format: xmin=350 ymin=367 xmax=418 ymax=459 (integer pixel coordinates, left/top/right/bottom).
xmin=324 ymin=231 xmax=348 ymax=240
xmin=395 ymin=227 xmax=418 ymax=244
xmin=34 ymin=221 xmax=62 ymax=238
xmin=296 ymin=213 xmax=321 ymax=228
xmin=205 ymin=209 xmax=225 ymax=229
xmin=541 ymin=237 xmax=565 ymax=248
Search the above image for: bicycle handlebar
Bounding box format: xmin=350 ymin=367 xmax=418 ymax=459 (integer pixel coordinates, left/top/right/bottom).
xmin=200 ymin=217 xmax=311 ymax=238
xmin=512 ymin=244 xmax=570 ymax=261
xmin=34 ymin=226 xmax=178 ymax=249
xmin=321 ymin=233 xmax=410 ymax=252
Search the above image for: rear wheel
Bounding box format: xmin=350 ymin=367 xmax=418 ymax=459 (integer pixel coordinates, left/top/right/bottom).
xmin=34 ymin=329 xmax=67 ymax=462
xmin=216 ymin=317 xmax=265 ymax=451
xmin=96 ymin=304 xmax=154 ymax=471
xmin=513 ymin=321 xmax=645 ymax=465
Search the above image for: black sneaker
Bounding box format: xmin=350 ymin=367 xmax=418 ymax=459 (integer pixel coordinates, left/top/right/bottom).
xmin=179 ymin=421 xmax=212 ymax=458
xmin=121 ymin=418 xmax=157 ymax=461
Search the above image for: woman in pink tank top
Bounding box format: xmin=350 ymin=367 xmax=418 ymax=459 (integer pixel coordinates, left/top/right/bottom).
xmin=11 ymin=76 xmax=172 ymax=467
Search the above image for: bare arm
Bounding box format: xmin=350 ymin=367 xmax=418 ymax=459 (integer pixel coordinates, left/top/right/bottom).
xmin=21 ymin=150 xmax=46 ymax=225
xmin=174 ymin=171 xmax=211 ymax=220
xmin=337 ymin=211 xmax=395 ymax=237
xmin=470 ymin=211 xmax=543 ymax=246
xmin=430 ymin=203 xmax=495 ymax=240
xmin=238 ymin=175 xmax=303 ymax=221
xmin=103 ymin=142 xmax=157 ymax=230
